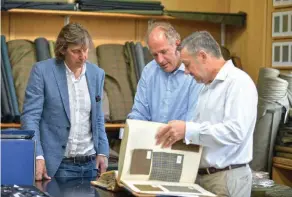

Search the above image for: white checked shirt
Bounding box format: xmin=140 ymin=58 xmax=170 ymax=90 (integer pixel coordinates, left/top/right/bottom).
xmin=64 ymin=62 xmax=95 ymax=157
xmin=185 ymin=60 xmax=258 ymax=169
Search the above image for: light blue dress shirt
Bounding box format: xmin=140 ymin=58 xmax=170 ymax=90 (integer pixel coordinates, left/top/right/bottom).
xmin=128 ymin=60 xmax=203 ymax=123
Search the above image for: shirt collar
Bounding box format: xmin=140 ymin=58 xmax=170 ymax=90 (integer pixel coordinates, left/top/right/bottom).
xmin=64 ymin=61 xmax=87 ymax=77
xmin=162 ymin=62 xmax=185 ymax=76
xmin=213 ymin=60 xmax=233 ymax=82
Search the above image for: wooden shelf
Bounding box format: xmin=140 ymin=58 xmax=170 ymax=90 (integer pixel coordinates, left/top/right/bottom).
xmin=272 ymin=66 xmax=292 ymax=70
xmin=6 ymin=9 xmax=175 ymax=20
xmin=0 ymin=123 xmax=125 ymax=129
xmin=0 ymin=123 xmax=20 ymax=128
xmin=4 ymin=9 xmax=247 ymax=26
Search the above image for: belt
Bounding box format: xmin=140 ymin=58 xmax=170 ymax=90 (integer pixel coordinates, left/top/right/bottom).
xmin=62 ymin=154 xmax=96 ymax=164
xmin=198 ymin=164 xmax=247 ymax=175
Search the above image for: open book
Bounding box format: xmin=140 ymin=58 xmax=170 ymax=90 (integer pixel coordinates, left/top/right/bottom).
xmin=91 ymin=119 xmax=215 ymax=196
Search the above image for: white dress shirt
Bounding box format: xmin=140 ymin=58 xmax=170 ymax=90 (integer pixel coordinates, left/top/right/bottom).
xmin=185 ymin=60 xmax=258 ymax=169
xmin=64 ymin=62 xmax=95 ymax=157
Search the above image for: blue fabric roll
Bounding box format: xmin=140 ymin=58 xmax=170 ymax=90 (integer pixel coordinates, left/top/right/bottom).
xmin=1 ymin=35 xmax=20 ymax=122
xmin=35 ymin=37 xmax=51 ymax=62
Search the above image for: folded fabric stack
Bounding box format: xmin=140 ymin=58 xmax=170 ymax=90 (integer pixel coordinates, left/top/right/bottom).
xmin=276 ymin=125 xmax=292 ymax=147
xmin=76 ymin=0 xmax=164 ymax=15
xmin=273 ymin=144 xmax=292 ymax=174
xmin=1 ymin=0 xmax=76 ymax=11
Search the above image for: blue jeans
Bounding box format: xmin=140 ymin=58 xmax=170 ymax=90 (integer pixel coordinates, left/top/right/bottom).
xmin=55 ymin=159 xmax=98 ymax=178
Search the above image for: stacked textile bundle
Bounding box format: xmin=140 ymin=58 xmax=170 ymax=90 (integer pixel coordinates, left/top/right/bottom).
xmin=1 ymin=0 xmax=76 ymax=11
xmin=76 ymin=0 xmax=164 ymax=15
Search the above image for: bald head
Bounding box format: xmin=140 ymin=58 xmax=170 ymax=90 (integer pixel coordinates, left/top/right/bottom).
xmin=146 ymin=21 xmax=180 ymax=47
xmin=145 ymin=22 xmax=181 ymax=73
xmin=148 ymin=27 xmax=168 ymax=46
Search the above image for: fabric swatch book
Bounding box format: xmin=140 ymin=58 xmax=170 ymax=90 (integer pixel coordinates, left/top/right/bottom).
xmin=91 ymin=119 xmax=216 ymax=196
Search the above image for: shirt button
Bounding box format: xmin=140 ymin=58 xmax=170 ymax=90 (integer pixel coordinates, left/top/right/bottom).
xmin=190 ymin=140 xmax=193 ymax=143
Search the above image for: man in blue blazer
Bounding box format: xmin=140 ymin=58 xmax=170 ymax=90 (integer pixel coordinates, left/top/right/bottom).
xmin=21 ymin=23 xmax=109 ymax=180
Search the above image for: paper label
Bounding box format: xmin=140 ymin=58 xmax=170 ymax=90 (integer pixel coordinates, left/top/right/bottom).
xmin=176 ymin=155 xmax=182 ymax=164
xmin=119 ymin=128 xmax=124 ymax=139
xmin=146 ymin=151 xmax=152 ymax=159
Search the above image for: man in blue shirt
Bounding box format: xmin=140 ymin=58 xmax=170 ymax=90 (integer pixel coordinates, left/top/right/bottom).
xmin=127 ymin=22 xmax=202 ymax=123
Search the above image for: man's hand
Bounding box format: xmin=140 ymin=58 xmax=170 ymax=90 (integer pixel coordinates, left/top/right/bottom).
xmin=35 ymin=159 xmax=51 ymax=181
xmin=96 ymin=155 xmax=108 ymax=174
xmin=155 ymin=120 xmax=186 ymax=148
xmin=35 ymin=178 xmax=51 ymax=192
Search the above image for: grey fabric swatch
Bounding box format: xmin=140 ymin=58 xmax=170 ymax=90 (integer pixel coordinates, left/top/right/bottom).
xmin=149 ymin=152 xmax=183 ymax=182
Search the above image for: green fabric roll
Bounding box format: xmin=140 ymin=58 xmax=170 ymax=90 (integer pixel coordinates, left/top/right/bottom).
xmin=87 ymin=46 xmax=99 ymax=66
xmin=124 ymin=42 xmax=137 ymax=99
xmin=48 ymin=40 xmax=55 ymax=58
xmin=97 ymin=44 xmax=133 ymax=121
xmin=276 ymin=152 xmax=292 ymax=159
xmin=7 ymin=40 xmax=37 ymax=113
xmin=143 ymin=46 xmax=153 ymax=65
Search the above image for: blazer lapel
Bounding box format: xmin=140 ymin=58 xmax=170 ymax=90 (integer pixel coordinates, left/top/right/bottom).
xmin=85 ymin=63 xmax=96 ymax=129
xmin=52 ymin=61 xmax=70 ymax=122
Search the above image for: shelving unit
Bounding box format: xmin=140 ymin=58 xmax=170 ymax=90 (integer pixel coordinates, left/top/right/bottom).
xmin=1 ymin=8 xmax=246 ymax=130
xmin=5 ymin=8 xmax=175 ymax=19
xmin=0 ymin=123 xmax=125 ymax=130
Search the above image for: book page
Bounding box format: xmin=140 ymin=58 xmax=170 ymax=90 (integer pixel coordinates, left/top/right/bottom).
xmin=122 ymin=180 xmax=215 ymax=197
xmin=119 ymin=119 xmax=202 ymax=184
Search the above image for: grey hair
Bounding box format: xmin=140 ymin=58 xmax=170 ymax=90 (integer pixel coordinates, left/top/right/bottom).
xmin=179 ymin=31 xmax=222 ymax=58
xmin=145 ymin=20 xmax=180 ymax=46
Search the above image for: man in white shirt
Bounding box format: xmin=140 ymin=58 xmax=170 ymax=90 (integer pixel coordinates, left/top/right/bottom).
xmin=21 ymin=23 xmax=109 ymax=181
xmin=155 ymin=31 xmax=258 ymax=197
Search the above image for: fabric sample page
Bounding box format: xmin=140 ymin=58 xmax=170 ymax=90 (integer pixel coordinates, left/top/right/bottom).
xmin=130 ymin=149 xmax=152 ymax=175
xmin=149 ymin=152 xmax=183 ymax=182
xmin=133 ymin=184 xmax=163 ymax=192
xmin=121 ymin=180 xmax=216 ymax=196
xmin=117 ymin=120 xmax=216 ymax=196
xmin=162 ymin=185 xmax=200 ymax=193
xmin=171 ymin=140 xmax=200 ymax=152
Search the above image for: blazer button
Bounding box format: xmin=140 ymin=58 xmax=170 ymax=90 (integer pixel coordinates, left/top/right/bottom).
xmin=66 ymin=127 xmax=70 ymax=131
xmin=62 ymin=145 xmax=66 ymax=149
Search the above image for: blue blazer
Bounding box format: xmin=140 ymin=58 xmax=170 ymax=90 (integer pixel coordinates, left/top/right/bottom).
xmin=21 ymin=58 xmax=109 ymax=177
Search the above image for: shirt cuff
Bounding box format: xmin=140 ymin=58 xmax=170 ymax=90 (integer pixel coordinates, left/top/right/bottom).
xmin=36 ymin=155 xmax=44 ymax=160
xmin=98 ymin=154 xmax=107 ymax=158
xmin=185 ymin=122 xmax=201 ymax=145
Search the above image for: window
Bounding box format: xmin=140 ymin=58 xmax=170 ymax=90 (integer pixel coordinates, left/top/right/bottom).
xmin=272 ymin=42 xmax=292 ymax=67
xmin=273 ymin=0 xmax=292 ymax=7
xmin=272 ymin=11 xmax=292 ymax=37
